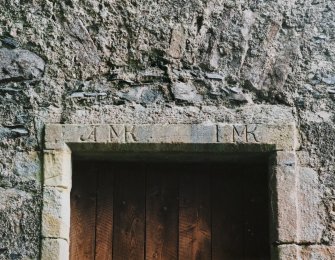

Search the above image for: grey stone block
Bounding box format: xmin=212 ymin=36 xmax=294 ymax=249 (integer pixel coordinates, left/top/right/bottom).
xmin=42 ymin=187 xmax=70 ymax=240
xmin=0 ymin=48 xmax=45 ymax=83
xmin=44 ymin=150 xmax=72 ymax=188
xmin=41 ymin=238 xmax=69 ymax=260
xmin=298 ymin=167 xmax=326 ymax=243
xmin=270 ymin=152 xmax=299 ymax=243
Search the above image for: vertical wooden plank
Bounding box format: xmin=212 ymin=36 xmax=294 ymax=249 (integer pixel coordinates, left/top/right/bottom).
xmin=70 ymin=162 xmax=97 ymax=260
xmin=243 ymin=163 xmax=270 ymax=259
xmin=95 ymin=163 xmax=114 ymax=260
xmin=212 ymin=164 xmax=245 ymax=260
xmin=113 ymin=163 xmax=145 ymax=260
xmin=179 ymin=163 xmax=211 ymax=260
xmin=146 ymin=164 xmax=178 ymax=260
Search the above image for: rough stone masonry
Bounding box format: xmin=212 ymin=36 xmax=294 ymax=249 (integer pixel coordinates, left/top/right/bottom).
xmin=0 ymin=0 xmax=335 ymax=259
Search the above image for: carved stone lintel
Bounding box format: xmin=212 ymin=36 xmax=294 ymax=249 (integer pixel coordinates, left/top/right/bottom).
xmin=44 ymin=123 xmax=297 ymax=151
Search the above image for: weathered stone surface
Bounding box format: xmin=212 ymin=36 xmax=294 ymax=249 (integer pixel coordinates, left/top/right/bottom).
xmin=270 ymin=152 xmax=299 ymax=243
xmin=300 ymin=245 xmax=335 ymax=260
xmin=0 ymin=125 xmax=33 ymax=143
xmin=42 ymin=187 xmax=70 ymax=240
xmin=1 ymin=37 xmax=20 ymax=48
xmin=298 ymin=167 xmax=326 ymax=243
xmin=65 ymin=105 xmax=296 ymax=125
xmin=13 ymin=152 xmax=41 ymax=184
xmin=205 ymin=73 xmax=224 ymax=81
xmin=131 ymin=124 xmax=217 ymax=143
xmin=0 ymin=48 xmax=45 ymax=83
xmin=274 ymin=245 xmax=335 ymax=260
xmin=274 ymin=245 xmax=299 ymax=260
xmin=117 ymin=86 xmax=164 ymax=104
xmin=41 ymin=238 xmax=69 ymax=260
xmin=0 ymin=188 xmax=41 ymax=260
xmin=44 ymin=124 xmax=64 ymax=150
xmin=168 ymin=24 xmax=186 ymax=59
xmin=44 ymin=150 xmax=71 ymax=188
xmin=171 ymin=82 xmax=203 ymax=103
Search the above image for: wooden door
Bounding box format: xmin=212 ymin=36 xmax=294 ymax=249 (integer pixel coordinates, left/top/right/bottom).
xmin=70 ymin=161 xmax=270 ymax=260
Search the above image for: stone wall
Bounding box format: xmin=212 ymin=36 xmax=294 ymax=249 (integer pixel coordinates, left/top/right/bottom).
xmin=0 ymin=0 xmax=334 ymax=259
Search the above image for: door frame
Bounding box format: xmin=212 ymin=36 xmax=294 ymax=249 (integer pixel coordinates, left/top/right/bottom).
xmin=41 ymin=123 xmax=299 ymax=259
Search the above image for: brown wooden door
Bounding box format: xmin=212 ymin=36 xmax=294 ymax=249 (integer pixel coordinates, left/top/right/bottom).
xmin=70 ymin=162 xmax=270 ymax=260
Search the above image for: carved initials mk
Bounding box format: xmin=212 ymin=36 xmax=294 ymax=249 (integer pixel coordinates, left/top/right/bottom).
xmin=125 ymin=125 xmax=137 ymax=142
xmin=233 ymin=125 xmax=259 ymax=143
xmin=110 ymin=125 xmax=125 ymax=142
xmin=110 ymin=125 xmax=137 ymax=143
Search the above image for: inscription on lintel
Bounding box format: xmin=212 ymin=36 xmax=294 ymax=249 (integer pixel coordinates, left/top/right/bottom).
xmin=45 ymin=123 xmax=295 ymax=150
xmin=79 ymin=125 xmax=137 ymax=143
xmin=217 ymin=124 xmax=259 ymax=143
xmin=63 ymin=124 xmax=261 ymax=144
